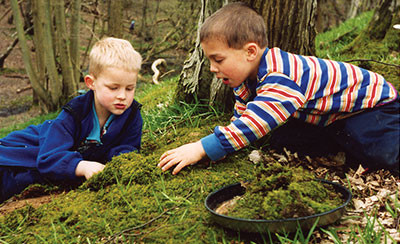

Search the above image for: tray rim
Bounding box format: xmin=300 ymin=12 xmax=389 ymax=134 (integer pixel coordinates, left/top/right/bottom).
xmin=204 ymin=178 xmax=352 ymax=224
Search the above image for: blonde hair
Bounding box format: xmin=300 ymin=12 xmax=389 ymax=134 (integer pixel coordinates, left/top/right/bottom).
xmin=200 ymin=2 xmax=267 ymax=49
xmin=89 ymin=37 xmax=142 ymax=78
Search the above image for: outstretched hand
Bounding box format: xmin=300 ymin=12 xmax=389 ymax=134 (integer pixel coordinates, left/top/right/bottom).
xmin=75 ymin=160 xmax=105 ymax=180
xmin=158 ymin=141 xmax=206 ymax=175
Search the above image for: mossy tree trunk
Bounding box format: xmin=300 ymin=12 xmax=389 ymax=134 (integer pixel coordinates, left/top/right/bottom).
xmin=348 ymin=0 xmax=379 ymax=18
xmin=176 ymin=0 xmax=318 ymax=112
xmin=175 ymin=0 xmax=233 ymax=112
xmin=344 ymin=0 xmax=399 ymax=53
xmin=11 ymin=0 xmax=81 ymax=112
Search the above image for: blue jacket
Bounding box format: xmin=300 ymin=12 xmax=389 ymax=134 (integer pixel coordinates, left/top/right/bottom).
xmin=0 ymin=90 xmax=142 ymax=183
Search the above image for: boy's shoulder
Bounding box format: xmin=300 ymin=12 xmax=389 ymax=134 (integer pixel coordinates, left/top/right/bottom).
xmin=62 ymin=91 xmax=94 ymax=123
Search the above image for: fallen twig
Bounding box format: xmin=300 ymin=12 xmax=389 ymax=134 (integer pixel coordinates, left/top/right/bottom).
xmin=344 ymin=59 xmax=400 ymax=68
xmin=151 ymin=58 xmax=167 ymax=84
xmin=103 ymin=206 xmax=177 ymax=243
xmin=16 ymin=85 xmax=32 ymax=93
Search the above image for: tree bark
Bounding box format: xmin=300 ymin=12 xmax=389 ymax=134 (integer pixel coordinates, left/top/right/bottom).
xmin=54 ymin=0 xmax=78 ymax=103
xmin=70 ymin=0 xmax=81 ymax=84
xmin=107 ymin=0 xmax=123 ymax=38
xmin=41 ymin=0 xmax=61 ymax=108
xmin=10 ymin=0 xmax=50 ymax=107
xmin=247 ymin=0 xmax=317 ymax=56
xmin=11 ymin=0 xmax=82 ymax=112
xmin=175 ymin=0 xmax=233 ymax=112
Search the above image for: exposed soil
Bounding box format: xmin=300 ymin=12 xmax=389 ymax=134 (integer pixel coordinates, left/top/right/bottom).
xmin=0 ymin=2 xmax=40 ymax=128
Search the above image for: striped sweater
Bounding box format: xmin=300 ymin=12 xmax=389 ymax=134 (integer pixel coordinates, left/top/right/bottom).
xmin=200 ymin=47 xmax=398 ymax=161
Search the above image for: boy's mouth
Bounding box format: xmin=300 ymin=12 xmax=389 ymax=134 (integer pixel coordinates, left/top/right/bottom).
xmin=222 ymin=78 xmax=229 ymax=85
xmin=114 ymin=104 xmax=126 ymax=110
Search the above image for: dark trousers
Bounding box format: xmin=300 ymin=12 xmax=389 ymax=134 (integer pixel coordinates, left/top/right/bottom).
xmin=268 ymin=98 xmax=400 ymax=175
xmin=0 ymin=167 xmax=46 ymax=203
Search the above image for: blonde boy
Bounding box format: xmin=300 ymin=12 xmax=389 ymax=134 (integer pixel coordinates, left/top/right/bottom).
xmin=0 ymin=37 xmax=143 ymax=202
xmin=158 ymin=3 xmax=399 ymax=175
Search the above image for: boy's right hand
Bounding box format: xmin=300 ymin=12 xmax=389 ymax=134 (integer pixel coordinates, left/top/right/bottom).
xmin=75 ymin=160 xmax=105 ymax=180
xmin=158 ymin=141 xmax=206 ymax=175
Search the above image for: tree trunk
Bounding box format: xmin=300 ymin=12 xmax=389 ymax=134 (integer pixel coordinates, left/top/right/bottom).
xmin=175 ymin=0 xmax=233 ymax=112
xmin=348 ymin=0 xmax=379 ymax=18
xmin=40 ymin=0 xmax=61 ymax=108
xmin=107 ymin=0 xmax=123 ymax=38
xmin=11 ymin=0 xmax=81 ymax=112
xmin=31 ymin=0 xmax=46 ymax=107
xmin=10 ymin=0 xmax=50 ymax=107
xmin=344 ymin=0 xmax=399 ymax=52
xmin=70 ymin=0 xmax=81 ymax=84
xmin=247 ymin=0 xmax=317 ymax=56
xmin=54 ymin=0 xmax=78 ymax=103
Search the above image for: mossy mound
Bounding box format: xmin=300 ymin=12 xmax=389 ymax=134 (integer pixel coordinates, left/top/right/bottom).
xmin=228 ymin=162 xmax=344 ymax=220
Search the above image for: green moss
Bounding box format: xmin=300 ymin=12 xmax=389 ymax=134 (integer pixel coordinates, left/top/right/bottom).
xmin=228 ymin=162 xmax=343 ymax=220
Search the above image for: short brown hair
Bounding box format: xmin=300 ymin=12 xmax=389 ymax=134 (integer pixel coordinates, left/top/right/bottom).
xmin=89 ymin=37 xmax=142 ymax=78
xmin=200 ymin=2 xmax=267 ymax=49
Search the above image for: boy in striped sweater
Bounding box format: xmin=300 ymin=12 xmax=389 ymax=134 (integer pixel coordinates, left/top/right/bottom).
xmin=158 ymin=2 xmax=399 ymax=175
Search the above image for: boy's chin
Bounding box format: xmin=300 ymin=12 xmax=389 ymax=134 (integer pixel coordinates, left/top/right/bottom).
xmin=110 ymin=109 xmax=126 ymax=116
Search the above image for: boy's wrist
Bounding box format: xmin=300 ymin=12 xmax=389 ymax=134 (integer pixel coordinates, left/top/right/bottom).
xmin=200 ymin=134 xmax=227 ymax=161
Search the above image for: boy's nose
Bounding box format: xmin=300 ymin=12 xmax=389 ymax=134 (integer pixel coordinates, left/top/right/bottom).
xmin=117 ymin=90 xmax=126 ymax=99
xmin=210 ymin=63 xmax=218 ymax=73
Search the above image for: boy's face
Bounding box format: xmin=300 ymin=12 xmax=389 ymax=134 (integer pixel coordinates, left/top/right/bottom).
xmin=201 ymin=38 xmax=258 ymax=88
xmin=85 ymin=67 xmax=138 ymax=120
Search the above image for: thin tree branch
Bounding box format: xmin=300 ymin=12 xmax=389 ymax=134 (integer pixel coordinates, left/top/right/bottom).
xmin=103 ymin=206 xmax=178 ymax=243
xmin=344 ymin=59 xmax=400 ymax=68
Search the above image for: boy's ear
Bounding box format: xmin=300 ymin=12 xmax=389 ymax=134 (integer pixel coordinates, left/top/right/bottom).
xmin=84 ymin=75 xmax=95 ymax=90
xmin=244 ymin=42 xmax=259 ymax=61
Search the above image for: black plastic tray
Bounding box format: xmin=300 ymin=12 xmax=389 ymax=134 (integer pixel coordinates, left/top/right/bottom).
xmin=204 ymin=179 xmax=352 ymax=233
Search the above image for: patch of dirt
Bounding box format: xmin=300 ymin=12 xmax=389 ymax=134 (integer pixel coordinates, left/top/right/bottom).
xmin=0 ymin=3 xmax=40 ymax=128
xmin=0 ymin=185 xmax=64 ymax=216
xmin=0 ymin=195 xmax=53 ymax=215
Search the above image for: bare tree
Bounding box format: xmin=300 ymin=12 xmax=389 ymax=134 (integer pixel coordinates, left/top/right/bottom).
xmin=11 ymin=0 xmax=81 ymax=112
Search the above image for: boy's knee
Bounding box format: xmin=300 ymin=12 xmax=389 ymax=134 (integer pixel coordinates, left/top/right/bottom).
xmin=363 ymin=148 xmax=399 ymax=175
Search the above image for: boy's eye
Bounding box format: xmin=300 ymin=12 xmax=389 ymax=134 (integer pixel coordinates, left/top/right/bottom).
xmin=108 ymin=87 xmax=118 ymax=90
xmin=214 ymin=58 xmax=223 ymax=63
xmin=126 ymin=87 xmax=134 ymax=91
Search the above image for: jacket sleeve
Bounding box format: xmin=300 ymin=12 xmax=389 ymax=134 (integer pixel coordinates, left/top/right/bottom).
xmin=202 ymin=73 xmax=307 ymax=161
xmin=37 ymin=111 xmax=82 ymax=182
xmin=106 ymin=109 xmax=143 ymax=161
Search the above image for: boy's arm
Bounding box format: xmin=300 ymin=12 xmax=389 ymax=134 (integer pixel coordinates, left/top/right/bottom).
xmin=158 ymin=73 xmax=306 ymax=174
xmin=206 ymin=73 xmax=306 ymax=158
xmin=106 ymin=109 xmax=143 ymax=160
xmin=36 ymin=111 xmax=84 ymax=181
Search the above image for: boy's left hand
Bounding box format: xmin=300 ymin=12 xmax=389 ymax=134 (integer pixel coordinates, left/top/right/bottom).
xmin=158 ymin=141 xmax=206 ymax=175
xmin=75 ymin=160 xmax=105 ymax=180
